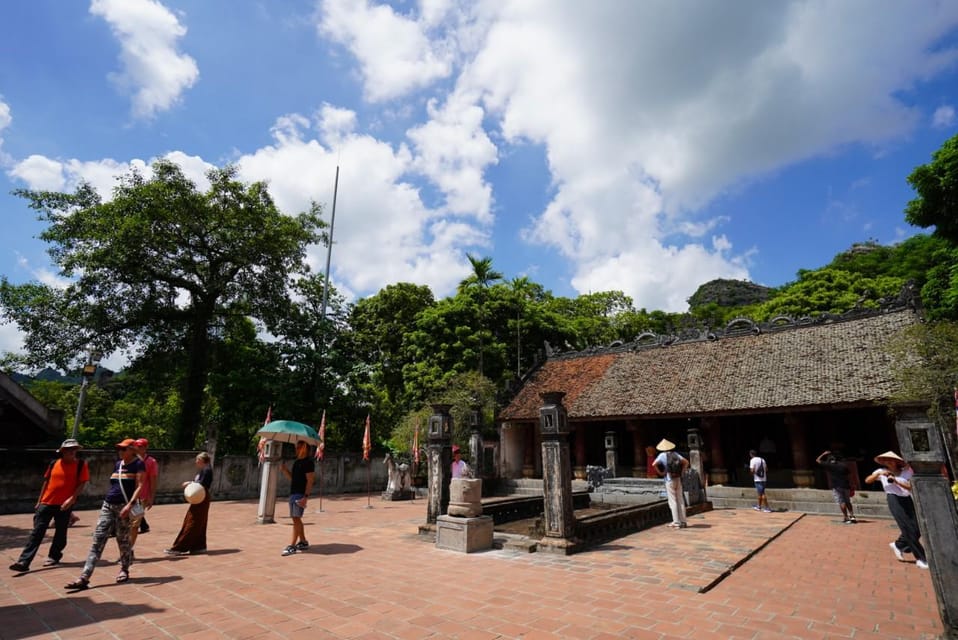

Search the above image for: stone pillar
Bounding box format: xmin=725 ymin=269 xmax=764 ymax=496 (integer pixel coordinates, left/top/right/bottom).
xmin=895 ymin=408 xmax=958 ymax=638
xmin=538 ymin=391 xmax=575 ymax=554
xmin=703 ymin=417 xmax=727 ymax=485
xmin=426 ymin=404 xmax=453 ymax=524
xmin=522 ymin=423 xmax=536 ymax=478
xmin=785 ymin=413 xmax=814 ymax=487
xmin=629 ymin=421 xmax=646 ymax=477
xmin=686 ymin=424 xmax=707 ymax=504
xmin=573 ymin=423 xmax=587 ymax=480
xmin=604 ymin=431 xmax=618 ymax=477
xmin=256 ymin=440 xmax=281 ymax=524
xmin=469 ymin=405 xmax=484 ymax=479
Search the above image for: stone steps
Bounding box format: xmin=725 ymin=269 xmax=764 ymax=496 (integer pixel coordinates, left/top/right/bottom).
xmin=707 ymin=485 xmax=892 ymax=518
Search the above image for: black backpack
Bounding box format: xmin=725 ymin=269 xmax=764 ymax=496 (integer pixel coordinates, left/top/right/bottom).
xmin=667 ymin=453 xmax=684 ymax=476
xmin=753 ymin=459 xmax=766 ymax=479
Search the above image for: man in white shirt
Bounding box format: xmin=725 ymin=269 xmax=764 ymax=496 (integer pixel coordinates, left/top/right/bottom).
xmin=653 ymin=439 xmax=688 ymax=529
xmin=749 ymin=449 xmax=772 ymax=512
xmin=450 ymin=445 xmax=469 ymax=478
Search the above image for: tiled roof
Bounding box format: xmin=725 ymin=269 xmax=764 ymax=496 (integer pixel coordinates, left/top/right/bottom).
xmin=499 ymin=309 xmax=919 ymax=421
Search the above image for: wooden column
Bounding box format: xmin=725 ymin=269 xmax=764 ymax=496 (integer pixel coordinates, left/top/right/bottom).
xmin=628 ymin=420 xmax=646 ymax=477
xmin=785 ymin=413 xmax=814 ymax=487
xmin=703 ymin=417 xmax=727 ymax=485
xmin=522 ymin=423 xmax=535 ymax=478
xmin=574 ymin=423 xmax=587 ymax=480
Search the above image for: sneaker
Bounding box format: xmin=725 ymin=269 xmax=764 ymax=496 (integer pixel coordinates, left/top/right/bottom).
xmin=848 ymin=516 xmax=857 ymax=523
xmin=916 ymin=560 xmax=929 ymax=569
xmin=9 ymin=562 xmax=29 ymax=572
xmin=843 ymin=519 xmax=854 ymax=525
xmin=295 ymin=540 xmax=309 ymax=551
xmin=752 ymin=505 xmax=761 ymax=511
xmin=42 ymin=558 xmax=60 ymax=567
xmin=164 ymin=549 xmax=188 ymax=556
xmin=889 ymin=542 xmax=904 ymax=562
xmin=762 ymin=507 xmax=773 ymax=513
xmin=281 ymin=545 xmax=298 ymax=557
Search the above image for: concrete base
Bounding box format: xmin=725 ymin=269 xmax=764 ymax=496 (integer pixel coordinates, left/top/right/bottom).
xmin=536 ymin=536 xmax=578 ymax=555
xmin=381 ymin=490 xmax=415 ymax=501
xmin=436 ymin=514 xmax=494 ymax=553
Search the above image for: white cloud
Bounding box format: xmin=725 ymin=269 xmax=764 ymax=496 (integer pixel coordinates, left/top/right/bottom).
xmin=318 ymin=0 xmax=453 ymax=102
xmin=236 ymin=110 xmax=478 ymax=296
xmin=933 ymin=104 xmax=956 ymax=128
xmin=0 ymin=97 xmax=10 ymax=166
xmin=90 ymin=0 xmax=199 ymax=119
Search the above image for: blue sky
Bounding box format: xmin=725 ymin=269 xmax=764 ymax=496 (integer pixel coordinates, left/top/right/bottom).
xmin=1 ymin=0 xmax=958 ymax=361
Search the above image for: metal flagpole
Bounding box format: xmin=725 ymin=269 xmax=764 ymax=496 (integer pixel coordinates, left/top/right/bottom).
xmin=321 ymin=165 xmax=339 ymax=324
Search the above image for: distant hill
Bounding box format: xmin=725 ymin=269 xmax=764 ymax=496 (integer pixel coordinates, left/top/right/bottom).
xmin=688 ymin=279 xmax=774 ymax=310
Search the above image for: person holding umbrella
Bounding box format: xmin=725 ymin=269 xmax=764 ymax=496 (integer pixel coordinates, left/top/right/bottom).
xmin=279 ymin=440 xmax=314 ymax=556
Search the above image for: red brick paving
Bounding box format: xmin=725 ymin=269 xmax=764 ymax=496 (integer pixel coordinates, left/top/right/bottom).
xmin=0 ymin=497 xmax=940 ymax=639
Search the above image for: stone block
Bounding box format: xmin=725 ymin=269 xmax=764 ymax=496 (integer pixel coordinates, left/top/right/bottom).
xmin=436 ymin=514 xmax=493 ymax=553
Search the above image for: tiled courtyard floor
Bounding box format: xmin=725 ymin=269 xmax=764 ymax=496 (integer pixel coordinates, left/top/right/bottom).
xmin=0 ymin=496 xmax=940 ymax=639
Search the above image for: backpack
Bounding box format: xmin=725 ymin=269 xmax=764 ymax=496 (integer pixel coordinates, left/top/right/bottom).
xmin=753 ymin=458 xmax=766 ymax=479
xmin=46 ymin=458 xmax=86 ymax=482
xmin=666 ymin=453 xmax=684 ymax=476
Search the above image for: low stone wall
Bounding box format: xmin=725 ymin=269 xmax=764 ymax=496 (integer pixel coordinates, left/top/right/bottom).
xmin=0 ymin=448 xmax=388 ymax=514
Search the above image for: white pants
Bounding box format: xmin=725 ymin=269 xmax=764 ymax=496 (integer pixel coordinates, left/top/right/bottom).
xmin=665 ymin=477 xmax=687 ymax=525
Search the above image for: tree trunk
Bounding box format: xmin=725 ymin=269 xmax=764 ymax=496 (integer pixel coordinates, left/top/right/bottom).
xmin=177 ymin=315 xmax=213 ymax=449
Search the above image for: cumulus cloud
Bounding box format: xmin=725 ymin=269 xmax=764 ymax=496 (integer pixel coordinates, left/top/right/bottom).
xmin=90 ymin=0 xmax=199 ymax=119
xmin=933 ymin=104 xmax=956 ymax=128
xmin=0 ymin=98 xmax=11 ymax=166
xmin=236 ymin=110 xmax=478 ymax=296
xmin=318 ymin=0 xmax=454 ymax=102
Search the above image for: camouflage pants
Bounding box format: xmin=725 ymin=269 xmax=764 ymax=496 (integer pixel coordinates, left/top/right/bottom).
xmin=80 ymin=502 xmax=133 ymax=580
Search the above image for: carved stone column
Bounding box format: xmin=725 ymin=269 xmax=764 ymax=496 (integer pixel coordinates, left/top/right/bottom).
xmin=785 ymin=413 xmax=813 ymax=487
xmin=604 ymin=431 xmax=618 ymax=477
xmin=895 ymin=407 xmax=958 ymax=637
xmin=537 ymin=391 xmax=575 ymax=554
xmin=256 ymin=440 xmax=281 ymax=524
xmin=574 ymin=423 xmax=587 ymax=480
xmin=628 ymin=420 xmax=646 ymax=477
xmin=426 ymin=404 xmax=453 ymax=524
xmin=703 ymin=417 xmax=727 ymax=485
xmin=469 ymin=405 xmax=484 ymax=479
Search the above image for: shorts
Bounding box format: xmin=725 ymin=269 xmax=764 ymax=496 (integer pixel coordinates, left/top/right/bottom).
xmin=754 ymin=481 xmax=766 ymax=496
xmin=289 ymin=494 xmax=306 ymax=518
xmin=832 ymin=487 xmax=852 ymax=506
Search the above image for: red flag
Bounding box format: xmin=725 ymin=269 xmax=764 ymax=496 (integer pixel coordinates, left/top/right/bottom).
xmin=316 ymin=410 xmax=326 ymax=461
xmin=362 ymin=414 xmax=371 ymax=461
xmin=413 ymin=419 xmax=420 ymax=464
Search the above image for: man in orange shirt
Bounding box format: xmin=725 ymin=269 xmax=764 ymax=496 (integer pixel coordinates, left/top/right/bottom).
xmin=9 ymin=439 xmax=90 ymax=572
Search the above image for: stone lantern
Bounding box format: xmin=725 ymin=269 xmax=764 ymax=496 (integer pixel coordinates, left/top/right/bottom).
xmin=894 ymin=407 xmax=958 ymax=637
xmin=604 ymin=431 xmax=617 ymax=477
xmin=537 ymin=391 xmax=576 ymax=553
xmin=426 ymin=404 xmax=453 ymax=524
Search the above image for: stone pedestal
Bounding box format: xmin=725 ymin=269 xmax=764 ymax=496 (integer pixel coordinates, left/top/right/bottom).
xmin=709 ymin=468 xmax=729 ymax=485
xmin=381 ymin=489 xmax=414 ymax=501
xmin=436 ymin=515 xmax=494 ymax=553
xmin=448 ymin=478 xmax=483 ymax=517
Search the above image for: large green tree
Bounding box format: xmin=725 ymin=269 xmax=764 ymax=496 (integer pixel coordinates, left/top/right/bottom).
xmin=0 ymin=161 xmax=324 ymax=448
xmin=906 ymin=133 xmax=958 ymax=243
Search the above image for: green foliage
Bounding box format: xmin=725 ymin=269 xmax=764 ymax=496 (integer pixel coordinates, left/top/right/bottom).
xmin=1 ymin=161 xmax=323 ymax=448
xmin=753 ymin=268 xmax=905 ymax=319
xmin=906 ymin=133 xmax=958 ymax=244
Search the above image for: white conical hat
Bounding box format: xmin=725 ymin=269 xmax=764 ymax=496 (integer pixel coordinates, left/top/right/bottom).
xmin=656 ymin=438 xmax=676 ymax=452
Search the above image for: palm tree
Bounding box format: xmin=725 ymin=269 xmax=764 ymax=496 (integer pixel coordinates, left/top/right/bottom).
xmin=458 ymin=255 xmax=503 ymax=376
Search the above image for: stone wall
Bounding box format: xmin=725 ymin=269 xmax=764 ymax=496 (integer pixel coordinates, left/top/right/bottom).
xmin=0 ymin=448 xmax=388 ymax=514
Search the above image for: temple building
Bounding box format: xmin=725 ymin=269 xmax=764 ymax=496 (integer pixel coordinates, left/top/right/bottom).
xmin=497 ymin=298 xmax=924 ymax=490
xmin=0 ymin=372 xmax=65 ymax=447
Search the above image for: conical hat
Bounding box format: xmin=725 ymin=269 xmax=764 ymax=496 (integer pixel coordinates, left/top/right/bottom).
xmin=656 ymin=438 xmax=676 ymax=452
xmin=874 ymin=450 xmax=904 ymax=465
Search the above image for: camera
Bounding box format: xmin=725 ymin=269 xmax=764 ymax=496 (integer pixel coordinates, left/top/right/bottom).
xmin=887 ymin=476 xmax=896 ymax=483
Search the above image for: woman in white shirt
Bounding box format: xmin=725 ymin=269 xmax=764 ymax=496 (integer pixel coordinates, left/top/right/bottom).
xmin=865 ymin=451 xmax=927 ymax=570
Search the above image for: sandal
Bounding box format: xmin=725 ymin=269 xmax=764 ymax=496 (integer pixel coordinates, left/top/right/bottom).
xmin=115 ymin=570 xmax=129 ymax=584
xmin=64 ymin=578 xmax=89 ymax=590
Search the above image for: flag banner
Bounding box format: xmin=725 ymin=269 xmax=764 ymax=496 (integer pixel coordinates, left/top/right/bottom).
xmin=362 ymin=414 xmax=371 ymax=461
xmin=316 ymin=410 xmax=326 ymax=461
xmin=413 ymin=418 xmax=420 ymax=464
xmin=257 ymin=405 xmax=273 ymax=465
